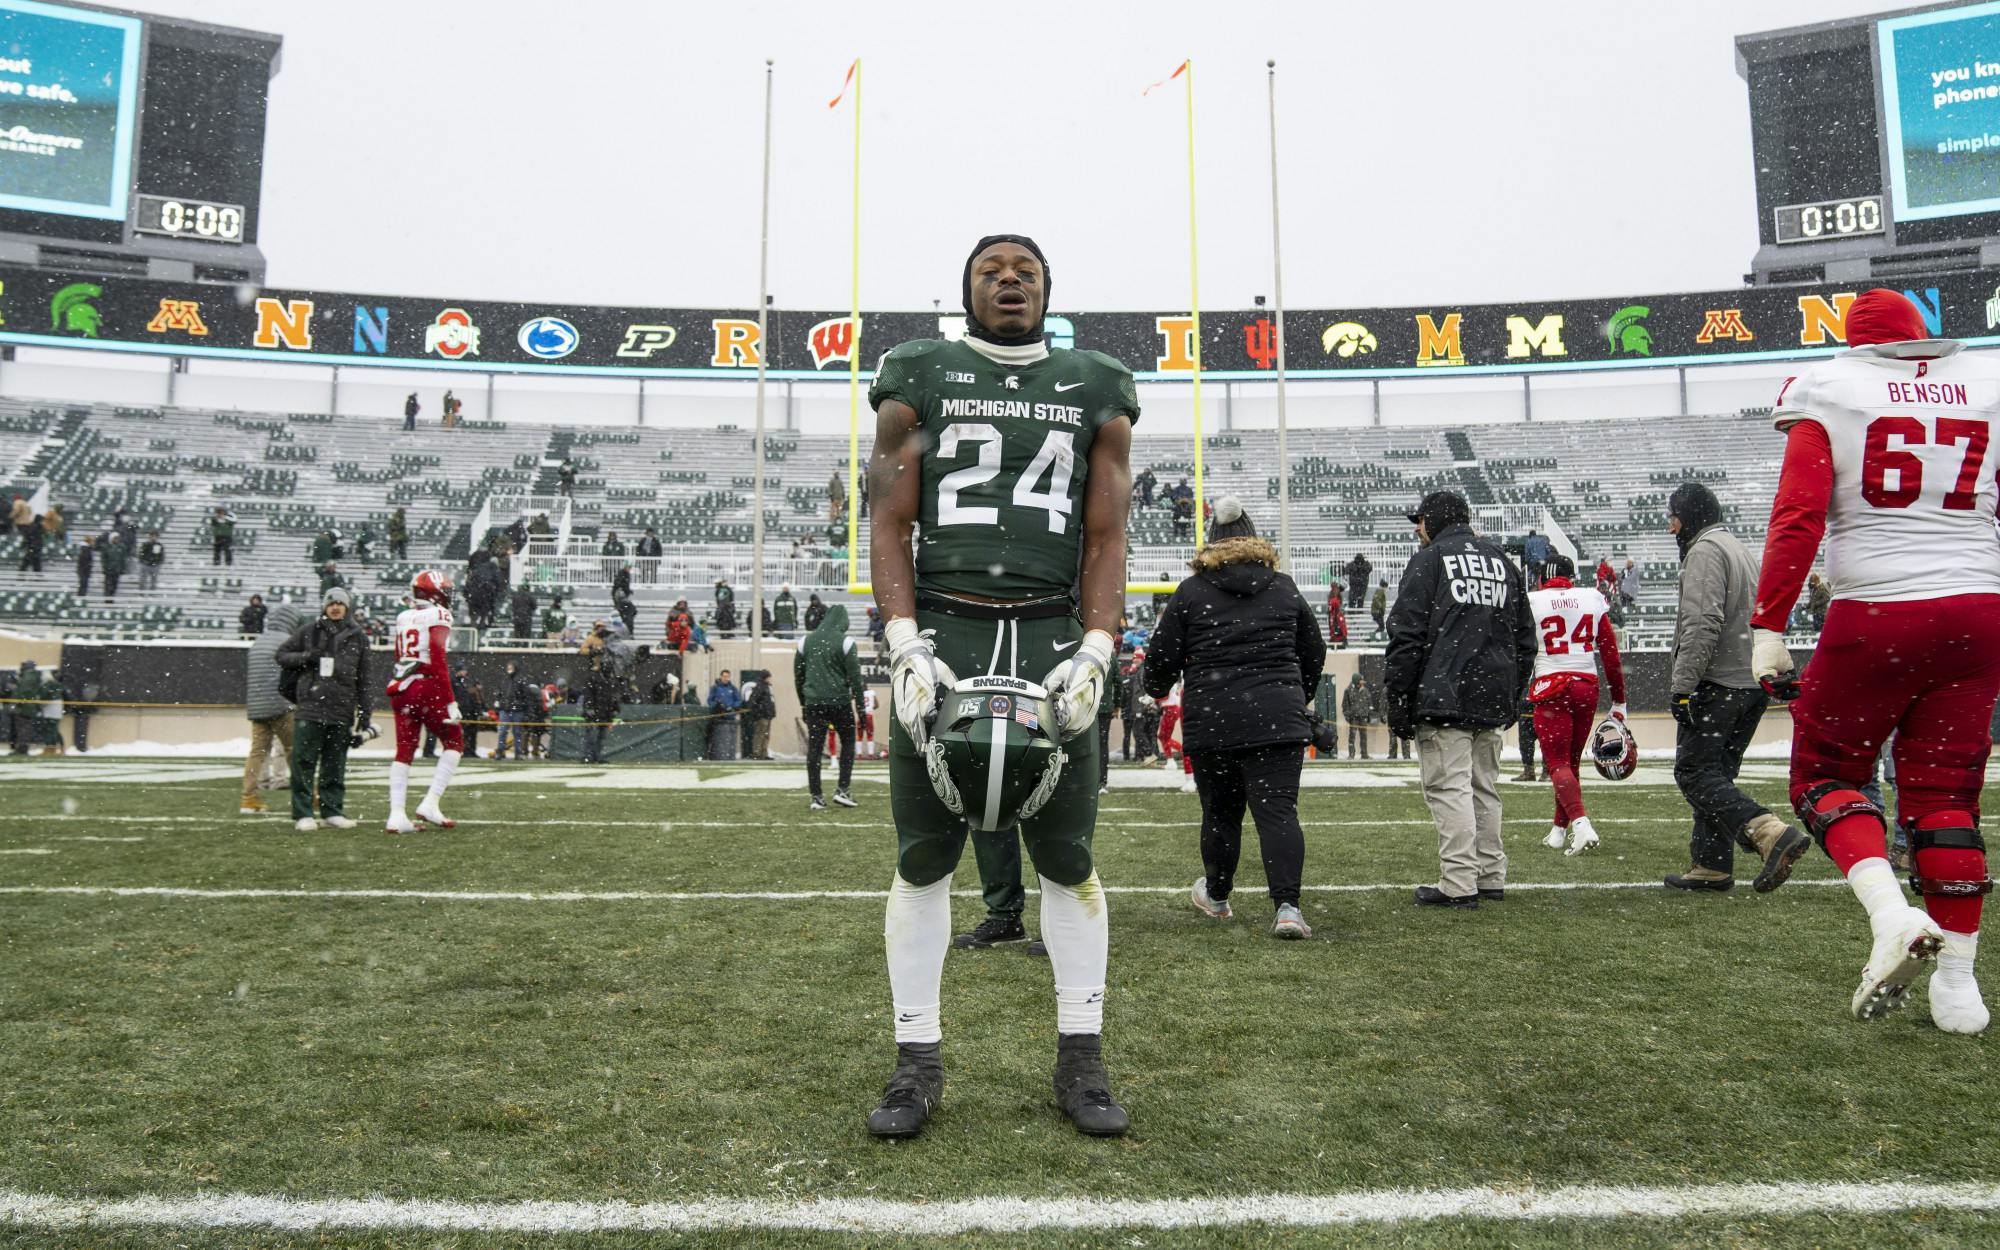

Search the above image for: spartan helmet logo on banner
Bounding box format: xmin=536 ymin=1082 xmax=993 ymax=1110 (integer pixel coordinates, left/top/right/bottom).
xmin=808 ymin=316 xmax=861 ymax=369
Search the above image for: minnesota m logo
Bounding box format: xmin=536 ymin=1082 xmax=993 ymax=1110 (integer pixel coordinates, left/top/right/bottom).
xmin=1696 ymin=309 xmax=1753 ymax=344
xmin=1505 ymin=313 xmax=1566 ymax=359
xmin=808 ymin=316 xmax=860 ymax=369
xmin=1415 ymin=313 xmax=1463 ymax=367
xmin=253 ymin=298 xmax=314 ymax=350
xmin=146 ymin=299 xmax=208 ymax=336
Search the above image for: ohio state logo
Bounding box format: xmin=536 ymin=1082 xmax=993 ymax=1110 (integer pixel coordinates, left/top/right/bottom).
xmin=424 ymin=308 xmax=481 ymax=359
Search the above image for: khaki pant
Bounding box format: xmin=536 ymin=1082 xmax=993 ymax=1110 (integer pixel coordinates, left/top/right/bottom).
xmin=1416 ymin=722 xmax=1506 ymax=898
xmin=244 ymin=713 xmax=295 ymax=801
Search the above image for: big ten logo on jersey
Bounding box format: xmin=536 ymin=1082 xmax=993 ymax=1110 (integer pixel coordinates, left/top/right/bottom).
xmin=1443 ymin=552 xmax=1511 ymax=606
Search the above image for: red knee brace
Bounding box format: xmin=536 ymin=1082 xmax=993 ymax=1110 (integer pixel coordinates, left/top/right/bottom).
xmin=1909 ymin=814 xmax=1991 ymax=935
xmin=1794 ymin=782 xmax=1887 ymax=876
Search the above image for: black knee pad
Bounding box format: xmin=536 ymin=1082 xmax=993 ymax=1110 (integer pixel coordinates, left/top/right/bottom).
xmin=896 ymin=837 xmax=963 ymax=889
xmin=1909 ymin=819 xmax=1994 ymax=899
xmin=1793 ymin=781 xmax=1883 ymax=852
xmin=1023 ymin=834 xmax=1094 ymax=888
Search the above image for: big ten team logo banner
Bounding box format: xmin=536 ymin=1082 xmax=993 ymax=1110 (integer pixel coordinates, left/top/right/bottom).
xmin=3 ymin=266 xmax=1996 ymax=377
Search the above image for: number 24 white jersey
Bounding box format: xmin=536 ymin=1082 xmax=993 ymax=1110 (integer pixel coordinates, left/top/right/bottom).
xmin=1529 ymin=585 xmax=1610 ymax=679
xmin=1774 ymin=340 xmax=2000 ymax=604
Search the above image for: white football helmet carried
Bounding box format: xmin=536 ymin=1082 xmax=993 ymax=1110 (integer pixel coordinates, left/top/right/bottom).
xmin=1591 ymin=717 xmax=1638 ymax=781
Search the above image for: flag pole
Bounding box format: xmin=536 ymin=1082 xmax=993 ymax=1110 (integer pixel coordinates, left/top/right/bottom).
xmin=751 ymin=58 xmax=773 ymax=676
xmin=845 ymin=58 xmax=864 ymax=592
xmin=1184 ymin=58 xmax=1205 ymax=552
xmin=1267 ymin=59 xmax=1289 ymax=572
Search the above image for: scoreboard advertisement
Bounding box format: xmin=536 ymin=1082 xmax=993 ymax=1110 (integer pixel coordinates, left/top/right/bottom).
xmin=1879 ymin=1 xmax=2000 ymax=223
xmin=0 ymin=0 xmax=140 ymax=221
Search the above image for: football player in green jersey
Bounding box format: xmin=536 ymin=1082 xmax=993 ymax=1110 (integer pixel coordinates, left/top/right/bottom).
xmin=864 ymin=235 xmax=1138 ymax=1138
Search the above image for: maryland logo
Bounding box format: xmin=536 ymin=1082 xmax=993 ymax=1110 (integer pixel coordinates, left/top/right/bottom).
xmin=253 ymin=298 xmax=315 ymax=350
xmin=808 ymin=316 xmax=861 ymax=369
xmin=1505 ymin=313 xmax=1567 ymax=359
xmin=146 ymin=299 xmax=208 ymax=336
xmin=711 ymin=318 xmax=762 ymax=367
xmin=1155 ymin=315 xmax=1198 ymax=371
xmin=1414 ymin=313 xmax=1463 ymax=367
xmin=1695 ymin=309 xmax=1754 ymax=344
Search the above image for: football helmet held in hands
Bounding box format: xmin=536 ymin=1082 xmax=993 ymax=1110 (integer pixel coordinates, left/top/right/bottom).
xmin=924 ymin=675 xmax=1065 ymax=832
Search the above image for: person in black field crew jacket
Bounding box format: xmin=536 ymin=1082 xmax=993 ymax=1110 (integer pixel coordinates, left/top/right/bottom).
xmin=1385 ymin=490 xmax=1536 ymax=909
xmin=1143 ymin=497 xmax=1327 ymax=939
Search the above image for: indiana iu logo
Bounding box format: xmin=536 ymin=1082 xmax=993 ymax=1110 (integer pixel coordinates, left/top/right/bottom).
xmin=1243 ymin=318 xmax=1277 ymax=369
xmin=807 ymin=316 xmax=860 ymax=369
xmin=1695 ymin=309 xmax=1754 ymax=344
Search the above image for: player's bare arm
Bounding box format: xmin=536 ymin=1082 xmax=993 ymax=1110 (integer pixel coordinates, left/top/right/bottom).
xmin=1077 ymin=414 xmax=1133 ymax=637
xmin=868 ymin=398 xmax=923 ymax=622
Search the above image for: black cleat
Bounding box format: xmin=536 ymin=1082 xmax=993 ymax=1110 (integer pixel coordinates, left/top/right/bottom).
xmin=1052 ymin=1033 xmax=1130 ymax=1137
xmin=865 ymin=1042 xmax=943 ymax=1139
xmin=1413 ymin=885 xmax=1479 ymax=909
xmin=953 ymin=916 xmax=1028 ymax=949
xmin=1477 ymin=888 xmax=1506 ymax=901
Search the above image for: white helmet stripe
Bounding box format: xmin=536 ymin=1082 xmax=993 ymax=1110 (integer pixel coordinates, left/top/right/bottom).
xmin=983 ymin=716 xmax=1008 ymax=832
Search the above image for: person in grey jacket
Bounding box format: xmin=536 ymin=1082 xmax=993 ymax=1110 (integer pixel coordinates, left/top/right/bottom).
xmin=1664 ymin=482 xmax=1810 ymax=893
xmin=240 ymin=602 xmax=306 ymax=815
xmin=275 ymin=588 xmax=372 ymax=831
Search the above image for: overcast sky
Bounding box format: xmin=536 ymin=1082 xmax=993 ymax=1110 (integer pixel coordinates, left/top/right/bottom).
xmin=128 ymin=0 xmax=1906 ymax=314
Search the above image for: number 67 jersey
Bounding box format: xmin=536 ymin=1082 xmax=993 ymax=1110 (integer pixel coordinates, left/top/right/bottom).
xmin=1772 ymin=339 xmax=2000 ymax=604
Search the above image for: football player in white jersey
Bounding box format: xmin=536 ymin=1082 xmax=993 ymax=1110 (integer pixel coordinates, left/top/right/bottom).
xmin=1753 ymin=289 xmax=1997 ymax=1033
xmin=1525 ymin=554 xmax=1626 ymax=855
xmin=385 ymin=570 xmax=464 ymax=833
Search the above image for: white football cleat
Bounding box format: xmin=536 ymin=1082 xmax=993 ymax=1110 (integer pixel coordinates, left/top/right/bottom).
xmin=415 ymin=799 xmax=456 ymax=829
xmin=1180 ymin=778 xmax=1197 ymax=794
xmin=1853 ymin=906 xmax=1944 ymax=1021
xmin=1929 ymin=932 xmax=1989 ymax=1035
xmin=385 ymin=811 xmax=418 ymax=834
xmin=294 ymin=817 xmax=317 ymax=832
xmin=1565 ymin=818 xmax=1600 ymax=856
xmin=322 ymin=815 xmax=357 ymax=830
xmin=1541 ymin=825 xmax=1567 ymax=850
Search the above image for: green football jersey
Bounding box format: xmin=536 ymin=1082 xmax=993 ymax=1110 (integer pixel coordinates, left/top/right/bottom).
xmin=870 ymin=339 xmax=1140 ymax=602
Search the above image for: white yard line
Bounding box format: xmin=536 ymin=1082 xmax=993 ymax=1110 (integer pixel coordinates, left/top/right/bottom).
xmin=0 ymin=814 xmax=1712 ymax=830
xmin=0 ymin=848 xmax=53 ymax=855
xmin=2 ymin=1179 xmax=1996 ymax=1236
xmin=0 ymin=880 xmax=1847 ymax=904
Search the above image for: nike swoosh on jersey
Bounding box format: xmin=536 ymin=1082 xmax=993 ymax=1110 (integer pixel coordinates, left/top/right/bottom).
xmin=1054 ymin=381 xmax=1086 ymax=392
xmin=1053 ymin=639 xmax=1078 ymax=651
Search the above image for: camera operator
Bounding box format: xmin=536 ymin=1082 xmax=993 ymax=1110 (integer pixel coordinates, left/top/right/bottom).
xmin=1143 ymin=497 xmax=1326 ymax=939
xmin=275 ymin=587 xmax=372 ymax=831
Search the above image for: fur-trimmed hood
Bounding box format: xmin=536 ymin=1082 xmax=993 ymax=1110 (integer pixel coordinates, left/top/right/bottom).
xmin=1191 ymin=536 xmax=1281 ymax=597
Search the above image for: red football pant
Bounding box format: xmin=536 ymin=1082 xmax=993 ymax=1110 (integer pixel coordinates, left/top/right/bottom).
xmin=392 ymin=683 xmax=464 ymax=765
xmin=1160 ymin=707 xmax=1182 ymax=760
xmin=1532 ymin=676 xmax=1599 ymax=828
xmin=1791 ymin=595 xmax=2000 ymax=933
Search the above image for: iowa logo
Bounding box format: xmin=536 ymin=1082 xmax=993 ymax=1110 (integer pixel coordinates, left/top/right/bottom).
xmin=808 ymin=316 xmax=861 ymax=369
xmin=146 ymin=299 xmax=208 ymax=336
xmin=1696 ymin=309 xmax=1753 ymax=344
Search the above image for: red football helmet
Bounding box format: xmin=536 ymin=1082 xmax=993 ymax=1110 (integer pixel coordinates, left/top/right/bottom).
xmin=1591 ymin=717 xmax=1638 ymax=781
xmin=411 ymin=569 xmax=454 ymax=608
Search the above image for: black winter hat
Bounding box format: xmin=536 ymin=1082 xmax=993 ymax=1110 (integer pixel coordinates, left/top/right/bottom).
xmin=1668 ymin=481 xmax=1723 ymax=557
xmin=962 ymin=234 xmax=1050 ymax=347
xmin=1406 ymin=490 xmax=1471 ymax=535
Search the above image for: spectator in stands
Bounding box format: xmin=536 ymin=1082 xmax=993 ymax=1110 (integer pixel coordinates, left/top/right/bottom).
xmin=612 ymin=568 xmax=638 ymax=636
xmin=1135 ymin=467 xmax=1157 ymax=509
xmin=240 ymin=594 xmax=267 ymax=637
xmin=505 ymin=516 xmax=528 ymax=553
xmin=636 ymin=527 xmax=663 ymax=583
xmin=510 ymin=584 xmax=538 ymax=639
xmin=310 ymin=529 xmax=337 ymax=568
xmin=1806 ymin=573 xmax=1831 ymax=632
xmin=1370 ymin=578 xmax=1389 ymax=641
xmin=558 ymin=457 xmax=577 ymax=498
xmin=1386 ymin=489 xmax=1535 ymax=908
xmin=388 ymin=508 xmax=409 ymax=561
xmin=1151 ymin=576 xmax=1173 ymax=622
xmin=804 ymin=593 xmax=826 ymax=632
xmin=1594 ymin=556 xmax=1615 ymax=598
xmin=74 ymin=534 xmax=94 ymax=598
xmin=404 ymin=393 xmax=419 ymax=431
xmin=31 ymin=666 xmax=64 ymax=755
xmin=99 ymin=533 xmax=127 ymax=600
xmin=137 ymin=530 xmax=165 ymax=592
xmin=706 ymin=669 xmax=742 ymax=760
xmin=1522 ymin=530 xmax=1550 ymax=589
xmin=240 ymin=602 xmax=303 ymax=814
xmin=528 ymin=513 xmax=552 ymax=542
xmin=9 ymin=494 xmax=30 ymax=541
xmin=1607 ymin=595 xmax=1629 ymax=650
xmin=276 ymin=587 xmax=371 ymax=830
xmin=1344 ymin=671 xmax=1376 ymax=759
xmin=773 ymin=584 xmax=799 ymax=636
xmin=63 ymin=667 xmax=95 ymax=754
xmin=1372 ymin=672 xmax=1409 ymax=760
xmin=1618 ymin=558 xmax=1640 ymax=610
xmin=41 ymin=502 xmax=65 ymax=554
xmin=7 ymin=661 xmax=38 ymax=754
xmin=1344 ymin=551 xmax=1373 ymax=609
xmin=353 ymin=524 xmax=374 ymax=566
xmin=828 ymin=467 xmax=847 ymax=523
xmin=866 ymin=605 xmax=884 ymax=645
xmin=112 ymin=508 xmax=137 ymax=554
xmin=666 ymin=600 xmax=693 ymax=652
xmin=1172 ymin=494 xmax=1193 ymax=541
xmin=464 ymin=550 xmax=503 ymax=630
xmin=318 ymin=562 xmax=344 ymax=595
xmin=714 ymin=579 xmax=737 ymax=635
xmin=579 ymin=647 xmax=622 ymax=764
xmin=744 ymin=671 xmax=776 ymax=759
xmin=1099 ymin=647 xmax=1126 ymax=792
xmin=443 ymin=390 xmax=459 ymax=425
xmin=16 ymin=507 xmax=42 ymax=573
xmin=1119 ymin=650 xmax=1146 ymax=761
xmin=1325 ymin=584 xmax=1347 ymax=649
xmin=542 ymin=594 xmax=568 ymax=639
xmin=494 ymin=659 xmax=536 ymax=760
xmin=203 ymin=507 xmax=233 ymax=566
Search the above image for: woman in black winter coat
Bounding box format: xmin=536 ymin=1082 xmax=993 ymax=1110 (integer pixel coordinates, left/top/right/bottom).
xmin=1143 ymin=496 xmax=1327 ymax=939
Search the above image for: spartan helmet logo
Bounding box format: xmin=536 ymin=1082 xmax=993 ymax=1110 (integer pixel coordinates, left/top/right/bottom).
xmin=1608 ymin=305 xmax=1653 ymax=357
xmin=1004 ymin=375 xmax=1021 ymax=390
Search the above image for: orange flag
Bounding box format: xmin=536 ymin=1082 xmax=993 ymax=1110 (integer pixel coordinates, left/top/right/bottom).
xmin=828 ymin=59 xmax=858 ymax=109
xmin=1142 ymin=59 xmax=1188 ymax=96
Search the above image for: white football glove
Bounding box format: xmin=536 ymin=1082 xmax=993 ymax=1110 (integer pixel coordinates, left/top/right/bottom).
xmin=1752 ymin=626 xmax=1800 ymax=701
xmin=1611 ymin=703 xmax=1627 ymax=721
xmin=1042 ymin=629 xmax=1116 ymax=740
xmin=444 ymin=701 xmax=462 ymax=725
xmin=885 ymin=617 xmax=956 ymax=749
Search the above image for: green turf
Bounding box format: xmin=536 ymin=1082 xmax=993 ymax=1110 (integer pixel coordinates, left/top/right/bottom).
xmin=1 ymin=758 xmax=1994 ymax=1248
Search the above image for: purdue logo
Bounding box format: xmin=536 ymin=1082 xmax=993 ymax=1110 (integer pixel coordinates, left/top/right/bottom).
xmin=807 ymin=316 xmax=860 ymax=369
xmin=710 ymin=318 xmax=763 ymax=367
xmin=617 ymin=324 xmax=677 ymax=358
xmin=1414 ymin=313 xmax=1463 ymax=367
xmin=1155 ymin=315 xmax=1198 ymax=371
xmin=1696 ymin=309 xmax=1753 ymax=344
xmin=146 ymin=299 xmax=208 ymax=336
xmin=1505 ymin=313 xmax=1567 ymax=359
xmin=253 ymin=298 xmax=314 ymax=350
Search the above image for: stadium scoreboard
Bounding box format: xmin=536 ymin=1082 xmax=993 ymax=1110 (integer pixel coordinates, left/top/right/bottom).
xmin=1739 ymin=1 xmax=2000 ymax=284
xmin=0 ymin=0 xmax=278 ymax=283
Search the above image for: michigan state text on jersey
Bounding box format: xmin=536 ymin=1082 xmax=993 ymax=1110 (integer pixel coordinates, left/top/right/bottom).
xmin=862 ymin=235 xmax=1137 ymax=1139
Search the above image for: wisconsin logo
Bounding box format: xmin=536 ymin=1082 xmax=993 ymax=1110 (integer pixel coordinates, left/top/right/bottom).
xmin=1606 ymin=306 xmax=1651 ymax=356
xmin=1505 ymin=313 xmax=1567 ymax=359
xmin=51 ymin=282 xmax=103 ymax=338
xmin=1243 ymin=317 xmax=1278 ymax=369
xmin=711 ymin=319 xmax=762 ymax=367
xmin=808 ymin=316 xmax=861 ymax=369
xmin=1321 ymin=321 xmax=1377 ymax=358
xmin=146 ymin=299 xmax=208 ymax=336
xmin=424 ymin=309 xmax=481 ymax=359
xmin=1415 ymin=313 xmax=1463 ymax=367
xmin=616 ymin=324 xmax=677 ymax=358
xmin=1696 ymin=309 xmax=1754 ymax=344
xmin=517 ymin=316 xmax=578 ymax=360
xmin=253 ymin=298 xmax=314 ymax=350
